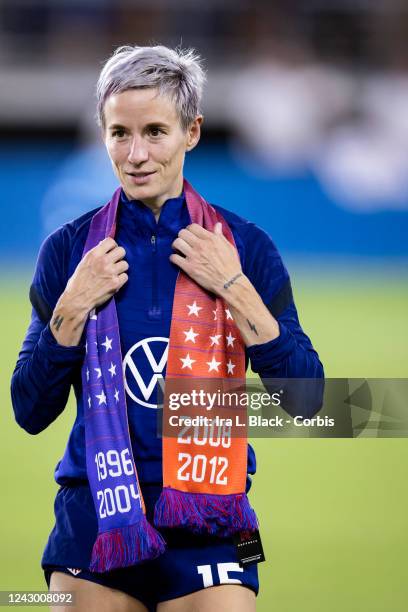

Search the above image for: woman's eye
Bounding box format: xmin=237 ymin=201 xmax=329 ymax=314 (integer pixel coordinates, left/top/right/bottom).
xmin=149 ymin=127 xmax=164 ymax=137
xmin=112 ymin=129 xmax=125 ymax=138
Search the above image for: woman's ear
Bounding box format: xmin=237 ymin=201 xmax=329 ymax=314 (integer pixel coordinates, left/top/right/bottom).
xmin=186 ymin=115 xmax=203 ymax=151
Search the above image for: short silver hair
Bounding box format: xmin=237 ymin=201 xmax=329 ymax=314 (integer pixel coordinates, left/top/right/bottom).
xmin=96 ymin=44 xmax=206 ymax=131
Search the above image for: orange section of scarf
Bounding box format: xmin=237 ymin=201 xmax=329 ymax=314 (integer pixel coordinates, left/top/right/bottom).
xmin=162 ymin=182 xmax=248 ymax=496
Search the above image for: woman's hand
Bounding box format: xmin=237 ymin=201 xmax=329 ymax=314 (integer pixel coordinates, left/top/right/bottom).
xmin=170 ymin=223 xmax=242 ymax=295
xmin=50 ymin=237 xmax=128 ymax=346
xmin=66 ymin=237 xmax=129 ymax=311
xmin=170 ymin=222 xmax=280 ymax=346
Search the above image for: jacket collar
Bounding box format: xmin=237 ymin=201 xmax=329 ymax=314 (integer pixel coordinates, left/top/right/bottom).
xmin=119 ymin=188 xmax=189 ymax=237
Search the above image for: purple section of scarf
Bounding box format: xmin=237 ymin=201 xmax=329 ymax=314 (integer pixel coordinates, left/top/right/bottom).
xmin=81 ymin=187 xmax=165 ymax=571
xmin=81 ymin=188 xmax=142 ymax=529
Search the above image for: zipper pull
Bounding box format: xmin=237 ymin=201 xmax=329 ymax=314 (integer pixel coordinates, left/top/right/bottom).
xmin=151 ymin=234 xmax=157 ymax=252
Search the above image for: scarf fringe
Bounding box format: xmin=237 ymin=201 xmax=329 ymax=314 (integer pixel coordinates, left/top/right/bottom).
xmin=154 ymin=487 xmax=258 ymax=536
xmin=89 ymin=515 xmax=166 ymax=573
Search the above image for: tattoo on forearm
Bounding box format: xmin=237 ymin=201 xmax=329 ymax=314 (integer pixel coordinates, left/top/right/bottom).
xmin=223 ymin=272 xmax=243 ymax=290
xmin=247 ymin=319 xmax=259 ymax=336
xmin=53 ymin=315 xmax=64 ymax=331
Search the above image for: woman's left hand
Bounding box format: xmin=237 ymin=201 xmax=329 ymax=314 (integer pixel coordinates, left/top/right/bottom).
xmin=170 ymin=222 xmax=242 ymax=295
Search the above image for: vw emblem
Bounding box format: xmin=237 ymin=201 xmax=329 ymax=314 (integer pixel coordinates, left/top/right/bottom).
xmin=123 ymin=337 xmax=169 ymax=409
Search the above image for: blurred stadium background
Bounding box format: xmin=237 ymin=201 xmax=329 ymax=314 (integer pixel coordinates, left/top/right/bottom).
xmin=1 ymin=1 xmax=407 ymax=610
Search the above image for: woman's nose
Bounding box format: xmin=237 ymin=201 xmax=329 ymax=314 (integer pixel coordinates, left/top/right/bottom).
xmin=127 ymin=136 xmax=149 ymax=164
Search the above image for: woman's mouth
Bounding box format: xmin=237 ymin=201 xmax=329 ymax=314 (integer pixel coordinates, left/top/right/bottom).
xmin=127 ymin=171 xmax=156 ymax=185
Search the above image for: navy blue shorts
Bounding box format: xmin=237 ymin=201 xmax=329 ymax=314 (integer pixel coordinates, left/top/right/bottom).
xmin=43 ymin=483 xmax=259 ymax=610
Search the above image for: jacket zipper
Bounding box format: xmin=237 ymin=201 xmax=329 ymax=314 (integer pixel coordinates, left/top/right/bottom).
xmin=149 ymin=234 xmax=160 ymax=318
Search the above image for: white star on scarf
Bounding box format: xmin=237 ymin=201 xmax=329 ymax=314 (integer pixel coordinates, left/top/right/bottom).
xmin=180 ymin=353 xmax=196 ymax=370
xmin=86 ymin=368 xmax=90 ymax=381
xmin=184 ymin=327 xmax=199 ymax=343
xmin=226 ymin=359 xmax=236 ymax=375
xmin=87 ymin=395 xmax=91 ymax=408
xmin=210 ymin=334 xmax=221 ymax=346
xmin=114 ymin=389 xmax=120 ymax=402
xmin=187 ymin=301 xmax=202 ymax=317
xmin=207 ymin=357 xmax=221 ymax=372
xmin=96 ymin=390 xmax=107 ymax=405
xmin=101 ymin=336 xmax=113 ymax=352
xmin=94 ymin=367 xmax=102 ymax=379
xmin=108 ymin=362 xmax=117 ymax=377
xmin=90 ymin=311 xmax=97 ymax=320
xmin=212 ymin=309 xmax=218 ymax=321
xmin=226 ymin=332 xmax=235 ymax=347
xmin=225 ymin=308 xmax=233 ymax=320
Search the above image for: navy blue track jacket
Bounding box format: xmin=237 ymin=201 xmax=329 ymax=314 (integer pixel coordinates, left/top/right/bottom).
xmin=11 ymin=189 xmax=324 ymax=489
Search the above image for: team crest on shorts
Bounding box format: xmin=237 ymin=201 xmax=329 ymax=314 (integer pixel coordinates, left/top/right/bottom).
xmin=67 ymin=568 xmax=82 ymax=576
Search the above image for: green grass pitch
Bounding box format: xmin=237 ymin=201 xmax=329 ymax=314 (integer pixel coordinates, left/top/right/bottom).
xmin=1 ymin=267 xmax=407 ymax=611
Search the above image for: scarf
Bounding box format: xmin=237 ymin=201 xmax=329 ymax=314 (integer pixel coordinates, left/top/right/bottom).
xmin=82 ymin=179 xmax=258 ymax=573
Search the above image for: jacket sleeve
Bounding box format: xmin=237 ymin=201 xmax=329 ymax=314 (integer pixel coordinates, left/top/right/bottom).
xmin=10 ymin=230 xmax=85 ymax=435
xmin=243 ymin=224 xmax=324 ymax=418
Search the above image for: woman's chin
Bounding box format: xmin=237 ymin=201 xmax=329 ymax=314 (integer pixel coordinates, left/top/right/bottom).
xmin=123 ymin=183 xmax=156 ymax=202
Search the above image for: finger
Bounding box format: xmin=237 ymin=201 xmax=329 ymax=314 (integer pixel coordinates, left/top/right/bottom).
xmin=107 ymin=245 xmax=126 ymax=263
xmin=113 ymin=259 xmax=129 ymax=274
xmin=169 ymin=253 xmax=191 ymax=273
xmin=95 ymin=237 xmax=117 ymax=254
xmin=172 ymin=237 xmax=193 ymax=257
xmin=115 ymin=272 xmax=128 ymax=290
xmin=186 ymin=223 xmax=211 ymax=239
xmin=178 ymin=228 xmax=200 ymax=247
xmin=214 ymin=222 xmax=223 ymax=236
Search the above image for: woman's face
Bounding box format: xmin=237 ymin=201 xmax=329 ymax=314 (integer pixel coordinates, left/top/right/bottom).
xmin=103 ymin=88 xmax=202 ymax=211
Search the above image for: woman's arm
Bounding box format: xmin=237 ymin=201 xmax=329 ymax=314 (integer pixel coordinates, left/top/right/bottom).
xmin=11 ymin=228 xmax=129 ymax=434
xmin=219 ymin=275 xmax=323 ymax=376
xmin=221 ymin=267 xmax=324 ymax=417
xmin=11 ymin=308 xmax=85 ymax=434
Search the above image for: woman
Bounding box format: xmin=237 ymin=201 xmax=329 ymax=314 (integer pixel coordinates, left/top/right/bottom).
xmin=11 ymin=45 xmax=323 ymax=611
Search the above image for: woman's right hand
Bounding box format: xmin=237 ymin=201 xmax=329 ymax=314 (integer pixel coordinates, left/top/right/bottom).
xmin=50 ymin=237 xmax=129 ymax=347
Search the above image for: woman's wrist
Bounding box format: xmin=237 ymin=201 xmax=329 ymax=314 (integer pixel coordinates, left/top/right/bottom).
xmin=50 ymin=292 xmax=90 ymax=347
xmin=218 ymin=273 xmax=253 ymax=309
